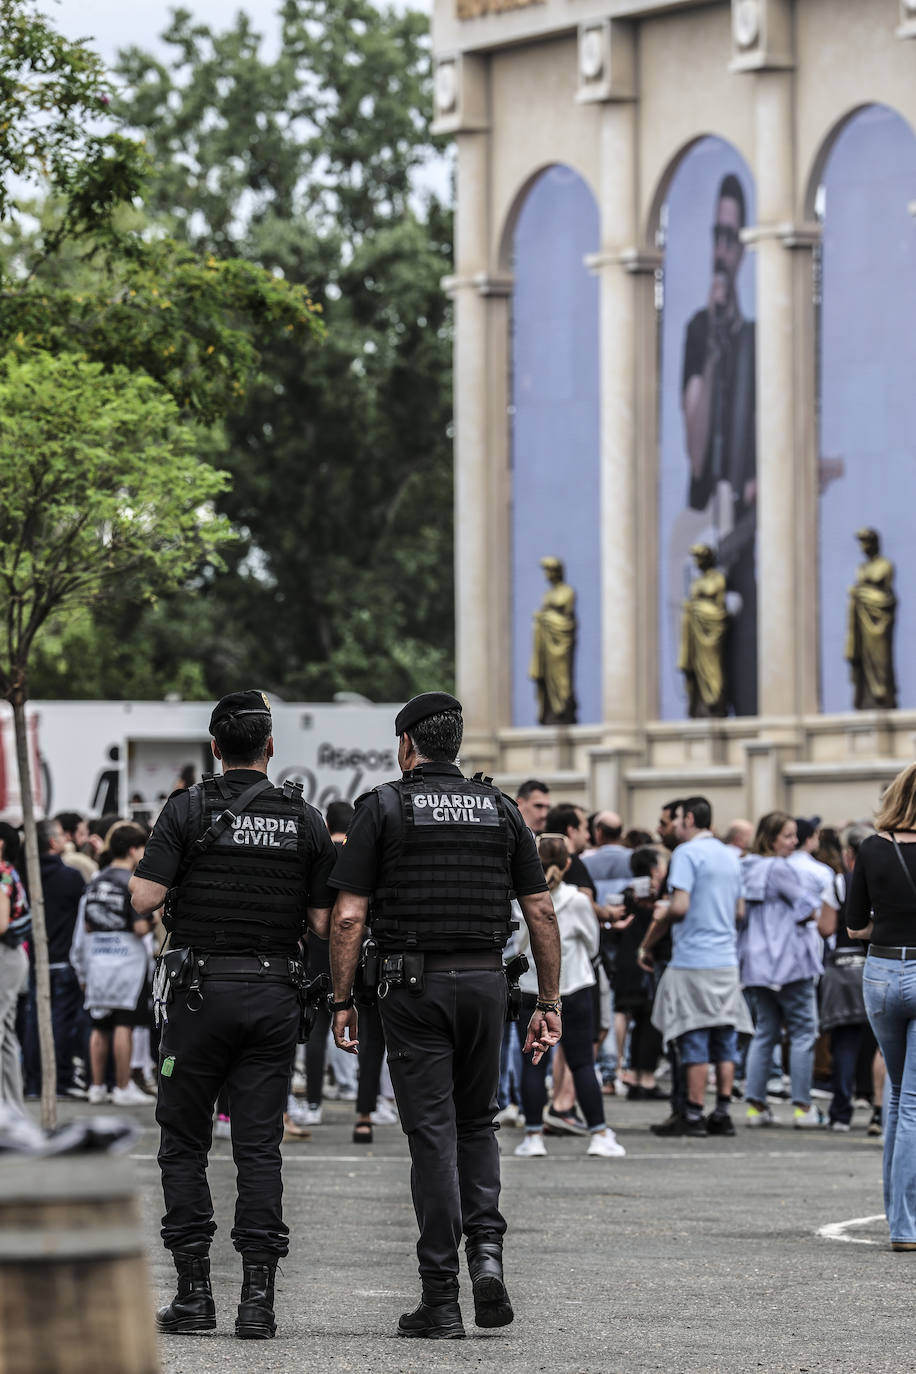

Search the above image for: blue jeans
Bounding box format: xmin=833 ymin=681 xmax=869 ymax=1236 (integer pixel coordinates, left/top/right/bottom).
xmin=829 ymin=1023 xmax=866 ymax=1126
xmin=744 ymin=979 xmax=818 ymax=1107
xmin=863 ymin=955 xmax=916 ymax=1243
xmin=497 ymin=1020 xmax=523 ymax=1109
xmin=515 ymin=987 xmax=606 ymax=1131
xmin=23 ymin=965 xmax=86 ymax=1095
xmin=678 ymin=1024 xmax=738 ymax=1066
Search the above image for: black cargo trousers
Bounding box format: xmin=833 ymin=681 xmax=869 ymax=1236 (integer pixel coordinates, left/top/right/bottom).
xmin=156 ymin=970 xmax=299 ymax=1261
xmin=378 ymin=962 xmax=508 ymax=1285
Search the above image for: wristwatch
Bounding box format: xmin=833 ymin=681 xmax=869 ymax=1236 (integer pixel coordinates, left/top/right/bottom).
xmin=327 ymin=994 xmax=355 ymax=1013
xmin=535 ymin=997 xmax=562 ymax=1014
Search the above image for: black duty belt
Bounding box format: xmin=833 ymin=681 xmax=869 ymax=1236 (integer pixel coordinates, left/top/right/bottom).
xmin=423 ymin=951 xmax=503 ymax=972
xmin=197 ymin=954 xmax=298 ymax=982
xmin=869 ymin=945 xmax=916 ymax=961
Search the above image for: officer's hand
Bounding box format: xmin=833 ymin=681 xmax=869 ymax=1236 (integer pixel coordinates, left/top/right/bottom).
xmin=523 ymin=1009 xmax=562 ymax=1065
xmin=333 ymin=1007 xmax=359 ymax=1054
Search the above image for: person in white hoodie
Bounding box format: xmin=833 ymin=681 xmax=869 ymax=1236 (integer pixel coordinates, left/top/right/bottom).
xmin=512 ymin=834 xmax=626 ymax=1159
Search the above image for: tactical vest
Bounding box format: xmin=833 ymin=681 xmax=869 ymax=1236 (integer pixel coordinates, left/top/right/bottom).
xmin=369 ymin=772 xmax=515 ymax=952
xmin=168 ymin=775 xmax=309 ymax=955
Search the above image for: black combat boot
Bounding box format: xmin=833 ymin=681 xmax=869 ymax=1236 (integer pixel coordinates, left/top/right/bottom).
xmin=156 ymin=1251 xmax=216 ymax=1334
xmin=235 ymin=1257 xmax=278 ymax=1339
xmin=397 ymin=1275 xmax=465 ymax=1340
xmin=466 ymin=1237 xmax=514 ymax=1328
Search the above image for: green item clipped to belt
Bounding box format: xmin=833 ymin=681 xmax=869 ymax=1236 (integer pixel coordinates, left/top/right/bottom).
xmin=161 ymin=1056 xmax=176 ymax=1078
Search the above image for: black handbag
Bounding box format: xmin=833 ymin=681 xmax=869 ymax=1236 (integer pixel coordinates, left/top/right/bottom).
xmin=818 ymin=949 xmax=867 ymax=1031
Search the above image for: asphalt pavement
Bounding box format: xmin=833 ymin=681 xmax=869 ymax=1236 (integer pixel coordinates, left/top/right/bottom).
xmin=68 ymin=1090 xmax=916 ymax=1374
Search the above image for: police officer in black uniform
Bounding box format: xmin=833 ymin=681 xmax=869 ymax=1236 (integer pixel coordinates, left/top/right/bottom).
xmin=129 ymin=690 xmax=336 ymax=1340
xmin=328 ymin=692 xmax=562 ymax=1339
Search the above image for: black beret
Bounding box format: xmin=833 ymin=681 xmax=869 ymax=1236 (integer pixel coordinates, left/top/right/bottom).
xmin=209 ymin=689 xmax=272 ymax=735
xmin=395 ymin=692 xmax=462 ymax=737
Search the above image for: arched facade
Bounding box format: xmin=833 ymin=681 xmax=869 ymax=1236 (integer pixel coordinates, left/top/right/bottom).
xmin=433 ymin=0 xmax=916 ymax=823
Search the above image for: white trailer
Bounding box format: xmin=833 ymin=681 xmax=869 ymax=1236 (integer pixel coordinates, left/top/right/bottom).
xmin=0 ymin=699 xmax=399 ymax=822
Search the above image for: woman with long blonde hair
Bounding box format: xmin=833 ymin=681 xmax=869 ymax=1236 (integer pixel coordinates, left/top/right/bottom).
xmin=847 ymin=762 xmax=916 ymax=1249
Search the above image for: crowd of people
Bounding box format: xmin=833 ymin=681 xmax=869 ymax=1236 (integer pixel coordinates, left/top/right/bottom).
xmin=499 ymin=778 xmax=885 ymax=1152
xmin=1 ymin=766 xmax=910 ymax=1242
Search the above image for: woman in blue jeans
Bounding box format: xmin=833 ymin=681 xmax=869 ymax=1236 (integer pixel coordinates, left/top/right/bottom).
xmin=846 ymin=762 xmax=916 ymax=1249
xmin=738 ymin=813 xmax=821 ymax=1128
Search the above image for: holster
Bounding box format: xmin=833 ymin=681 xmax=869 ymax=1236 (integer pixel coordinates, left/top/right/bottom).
xmin=355 ymin=938 xmax=380 ymax=1007
xmin=153 ymin=946 xmax=199 ymax=1026
xmin=503 ymin=952 xmax=529 ymax=1022
xmin=298 ymin=972 xmax=330 ymax=1043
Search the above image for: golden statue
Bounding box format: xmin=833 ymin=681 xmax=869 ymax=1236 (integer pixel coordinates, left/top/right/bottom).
xmin=678 ymin=543 xmax=728 ymax=718
xmin=846 ymin=527 xmax=897 ymax=710
xmin=530 ymin=556 xmax=577 ymax=725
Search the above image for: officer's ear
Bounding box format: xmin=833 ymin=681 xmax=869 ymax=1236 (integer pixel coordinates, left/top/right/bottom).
xmin=398 ymin=732 xmax=415 ymax=770
xmin=211 ymin=740 xmax=222 ymax=762
xmin=266 ymin=734 xmax=275 ymax=760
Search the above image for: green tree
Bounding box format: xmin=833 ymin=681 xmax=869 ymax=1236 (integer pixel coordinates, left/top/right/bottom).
xmin=0 ymin=0 xmax=327 ymax=1121
xmin=93 ymin=0 xmax=456 ymax=704
xmin=0 ymin=352 xmax=233 ymax=1126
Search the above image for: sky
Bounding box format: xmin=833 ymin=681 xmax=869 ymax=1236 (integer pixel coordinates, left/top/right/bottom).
xmin=51 ymin=0 xmax=429 ymax=66
xmin=52 ymin=0 xmax=281 ymax=65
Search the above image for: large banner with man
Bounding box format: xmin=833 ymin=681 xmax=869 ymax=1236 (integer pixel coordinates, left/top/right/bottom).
xmin=658 ymin=138 xmax=757 ymax=720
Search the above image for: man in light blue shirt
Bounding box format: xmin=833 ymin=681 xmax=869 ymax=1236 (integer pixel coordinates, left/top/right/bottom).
xmin=639 ymin=796 xmax=751 ymax=1139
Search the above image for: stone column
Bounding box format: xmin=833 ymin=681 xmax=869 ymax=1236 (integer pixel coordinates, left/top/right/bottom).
xmin=448 ymin=132 xmax=492 ymax=734
xmin=434 ymin=57 xmax=510 ymax=753
xmin=752 ymin=69 xmax=797 ymax=718
xmin=586 ymin=52 xmax=641 ymax=734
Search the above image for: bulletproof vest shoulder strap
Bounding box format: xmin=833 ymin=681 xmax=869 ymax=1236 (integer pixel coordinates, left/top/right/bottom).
xmin=192 ymin=776 xmax=273 ymax=856
xmin=202 ymin=772 xmax=232 ymax=801
xmin=375 ymin=781 xmax=402 ymax=830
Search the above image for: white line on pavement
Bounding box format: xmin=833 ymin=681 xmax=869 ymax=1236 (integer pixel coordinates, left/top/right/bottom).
xmin=816 ymin=1214 xmax=885 ymax=1245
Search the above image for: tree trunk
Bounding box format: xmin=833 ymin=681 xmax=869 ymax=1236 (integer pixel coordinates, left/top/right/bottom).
xmin=11 ymin=692 xmax=57 ymax=1131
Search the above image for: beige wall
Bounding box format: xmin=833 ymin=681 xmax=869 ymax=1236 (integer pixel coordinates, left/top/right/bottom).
xmin=638 ymin=5 xmax=756 ymax=240
xmin=490 ymin=37 xmax=602 ymax=268
xmin=436 ymin=0 xmax=916 ymax=822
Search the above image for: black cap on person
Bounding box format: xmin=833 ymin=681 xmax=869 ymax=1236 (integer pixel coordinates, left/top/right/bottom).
xmin=209 ymin=689 xmax=272 ymax=736
xmin=394 ymin=692 xmax=462 ymax=738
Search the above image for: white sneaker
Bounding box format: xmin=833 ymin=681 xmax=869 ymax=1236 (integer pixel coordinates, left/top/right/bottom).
xmin=87 ymin=1084 xmax=109 ymax=1105
xmin=495 ymin=1103 xmax=520 ymax=1128
xmin=746 ymin=1104 xmax=775 ymax=1128
xmin=586 ymin=1128 xmax=626 ymax=1158
xmin=514 ymin=1132 xmax=547 ymax=1158
xmin=291 ymin=1069 xmax=307 ymax=1095
xmin=214 ymin=1115 xmax=232 ymax=1140
xmin=370 ymin=1099 xmax=398 ymax=1125
xmin=829 ymin=1120 xmax=851 ymax=1133
xmin=286 ymin=1094 xmax=314 ymax=1128
xmin=299 ymin=1103 xmax=322 ymax=1127
xmin=111 ymin=1082 xmax=150 ymax=1106
xmin=793 ymin=1105 xmax=825 ymax=1129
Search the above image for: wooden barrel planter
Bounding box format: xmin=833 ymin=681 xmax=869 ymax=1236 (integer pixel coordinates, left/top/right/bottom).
xmin=0 ymin=1156 xmax=159 ymax=1374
